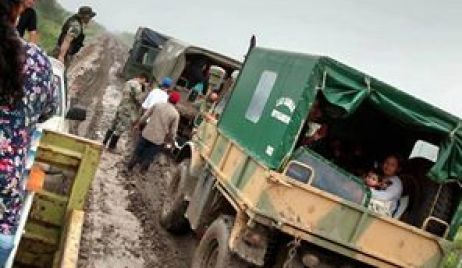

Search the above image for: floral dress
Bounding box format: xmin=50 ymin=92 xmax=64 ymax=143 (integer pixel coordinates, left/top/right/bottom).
xmin=0 ymin=42 xmax=56 ymax=235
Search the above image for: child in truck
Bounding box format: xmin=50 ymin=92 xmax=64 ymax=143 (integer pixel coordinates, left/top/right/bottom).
xmin=364 ymin=169 xmax=382 ymax=189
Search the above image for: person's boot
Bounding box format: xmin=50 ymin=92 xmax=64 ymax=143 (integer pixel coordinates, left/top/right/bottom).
xmin=139 ymin=161 xmax=151 ymax=174
xmin=103 ymin=130 xmax=113 ymax=146
xmin=108 ymin=135 xmax=120 ymax=152
xmin=127 ymin=156 xmax=138 ymax=172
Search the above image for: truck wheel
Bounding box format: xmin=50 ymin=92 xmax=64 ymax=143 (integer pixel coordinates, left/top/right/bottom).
xmin=192 ymin=216 xmax=251 ymax=268
xmin=159 ymin=159 xmax=190 ymax=234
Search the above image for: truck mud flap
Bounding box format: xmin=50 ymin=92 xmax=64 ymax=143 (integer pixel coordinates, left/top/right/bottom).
xmin=186 ymin=169 xmax=215 ymax=230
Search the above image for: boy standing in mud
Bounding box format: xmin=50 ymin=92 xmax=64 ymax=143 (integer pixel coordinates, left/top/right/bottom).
xmin=103 ymin=74 xmax=148 ymax=152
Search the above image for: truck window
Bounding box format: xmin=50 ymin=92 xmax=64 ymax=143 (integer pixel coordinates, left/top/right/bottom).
xmin=245 ymin=71 xmax=277 ymax=123
xmin=142 ymin=48 xmax=158 ymax=67
xmin=285 ymin=161 xmax=314 ymax=183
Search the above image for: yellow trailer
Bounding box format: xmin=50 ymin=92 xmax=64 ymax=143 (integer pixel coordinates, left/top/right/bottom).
xmin=11 ymin=130 xmax=101 ymax=268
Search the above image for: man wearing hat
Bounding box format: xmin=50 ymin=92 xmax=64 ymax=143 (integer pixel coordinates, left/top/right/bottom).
xmin=128 ymin=91 xmax=181 ymax=173
xmin=54 ymin=6 xmax=96 ymax=65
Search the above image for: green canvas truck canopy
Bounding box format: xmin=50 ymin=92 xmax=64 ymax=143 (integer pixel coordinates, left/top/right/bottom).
xmin=219 ymin=47 xmax=462 ymax=183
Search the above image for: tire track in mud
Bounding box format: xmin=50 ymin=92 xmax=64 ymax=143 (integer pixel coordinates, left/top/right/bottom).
xmin=72 ymin=35 xmax=145 ymax=268
xmin=70 ymin=35 xmax=196 ymax=268
xmin=127 ymin=155 xmax=197 ymax=268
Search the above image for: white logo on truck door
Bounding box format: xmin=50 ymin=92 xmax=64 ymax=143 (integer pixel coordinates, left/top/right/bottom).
xmin=271 ymin=97 xmax=295 ymax=125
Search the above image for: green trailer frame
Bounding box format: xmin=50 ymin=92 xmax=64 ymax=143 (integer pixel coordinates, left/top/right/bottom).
xmin=14 ymin=130 xmax=102 ymax=267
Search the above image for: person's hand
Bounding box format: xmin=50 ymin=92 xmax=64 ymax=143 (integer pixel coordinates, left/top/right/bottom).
xmin=205 ymin=114 xmax=217 ymax=123
xmin=312 ymin=124 xmax=328 ymax=141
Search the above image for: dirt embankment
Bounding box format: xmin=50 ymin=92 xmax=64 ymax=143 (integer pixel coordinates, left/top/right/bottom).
xmin=68 ymin=35 xmax=196 ymax=268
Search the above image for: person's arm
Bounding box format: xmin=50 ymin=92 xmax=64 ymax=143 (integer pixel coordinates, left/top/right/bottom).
xmin=128 ymin=81 xmax=143 ymax=105
xmin=167 ymin=113 xmax=180 ymax=144
xmin=28 ymin=31 xmax=38 ymax=44
xmin=370 ymin=177 xmax=403 ymax=201
xmin=58 ymin=21 xmax=80 ymax=63
xmin=27 ymin=10 xmax=38 ymax=44
xmin=135 ymin=87 xmax=145 ymax=106
xmin=58 ymin=36 xmax=72 ymax=63
xmin=139 ymin=106 xmax=154 ymax=124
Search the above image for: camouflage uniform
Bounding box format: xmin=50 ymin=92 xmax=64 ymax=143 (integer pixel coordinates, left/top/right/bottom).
xmin=103 ymin=79 xmax=143 ymax=149
xmin=110 ymin=79 xmax=144 ymax=135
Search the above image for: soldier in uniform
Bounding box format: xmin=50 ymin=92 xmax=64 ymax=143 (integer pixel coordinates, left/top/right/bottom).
xmin=103 ymin=74 xmax=148 ymax=151
xmin=53 ymin=6 xmax=96 ymax=66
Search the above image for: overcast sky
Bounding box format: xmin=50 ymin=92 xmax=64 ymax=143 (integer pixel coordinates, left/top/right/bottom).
xmin=60 ymin=0 xmax=462 ymax=117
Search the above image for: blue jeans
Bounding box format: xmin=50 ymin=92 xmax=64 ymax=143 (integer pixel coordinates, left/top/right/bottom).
xmin=0 ymin=233 xmax=14 ymax=266
xmin=128 ymin=137 xmax=162 ymax=172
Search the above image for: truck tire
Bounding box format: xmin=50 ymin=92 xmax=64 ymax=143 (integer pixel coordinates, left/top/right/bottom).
xmin=410 ymin=178 xmax=455 ymax=237
xmin=159 ymin=159 xmax=190 ymax=234
xmin=192 ymin=216 xmax=251 ymax=268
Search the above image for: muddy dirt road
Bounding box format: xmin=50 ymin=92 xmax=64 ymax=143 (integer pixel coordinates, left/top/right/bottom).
xmin=68 ymin=35 xmax=196 ymax=268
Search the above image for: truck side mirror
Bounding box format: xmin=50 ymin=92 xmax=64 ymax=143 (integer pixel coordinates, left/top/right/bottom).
xmin=66 ymin=107 xmax=87 ymax=121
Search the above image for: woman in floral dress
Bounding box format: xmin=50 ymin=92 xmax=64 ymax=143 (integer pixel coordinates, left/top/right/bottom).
xmin=0 ymin=0 xmax=56 ymax=262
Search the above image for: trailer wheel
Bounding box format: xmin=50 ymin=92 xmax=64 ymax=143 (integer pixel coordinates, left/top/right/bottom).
xmin=192 ymin=216 xmax=251 ymax=268
xmin=159 ymin=159 xmax=190 ymax=234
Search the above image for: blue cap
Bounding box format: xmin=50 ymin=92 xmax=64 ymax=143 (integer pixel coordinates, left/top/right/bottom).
xmin=161 ymin=77 xmax=173 ymax=88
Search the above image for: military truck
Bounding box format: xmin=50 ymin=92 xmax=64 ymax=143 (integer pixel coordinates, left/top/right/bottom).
xmin=147 ymin=37 xmax=241 ymax=143
xmin=122 ymin=27 xmax=169 ymax=81
xmin=123 ymin=27 xmax=241 ymax=143
xmin=160 ymin=47 xmax=462 ymax=267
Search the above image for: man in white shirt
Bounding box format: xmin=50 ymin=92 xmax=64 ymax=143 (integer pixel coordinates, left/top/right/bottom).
xmin=141 ymin=77 xmax=172 ymax=112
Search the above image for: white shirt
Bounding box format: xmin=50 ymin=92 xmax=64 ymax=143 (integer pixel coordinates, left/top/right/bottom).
xmin=142 ymin=88 xmax=168 ymax=110
xmin=370 ymin=176 xmax=403 ymax=215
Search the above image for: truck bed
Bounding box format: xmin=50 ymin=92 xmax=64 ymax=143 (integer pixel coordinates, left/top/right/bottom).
xmin=196 ymin=121 xmax=451 ymax=268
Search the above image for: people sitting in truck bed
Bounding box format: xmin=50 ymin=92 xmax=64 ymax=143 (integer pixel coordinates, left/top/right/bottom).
xmin=302 ymin=100 xmax=329 ymax=149
xmin=367 ymin=155 xmax=404 ymax=217
xmin=342 ymin=142 xmax=371 ymax=176
xmin=193 ymin=92 xmax=219 ymax=126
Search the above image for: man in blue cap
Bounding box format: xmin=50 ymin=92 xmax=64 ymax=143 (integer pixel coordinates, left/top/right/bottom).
xmin=141 ymin=77 xmax=173 ymax=113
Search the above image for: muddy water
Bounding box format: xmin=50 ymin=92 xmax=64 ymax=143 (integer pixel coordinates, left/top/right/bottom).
xmin=70 ymin=35 xmax=196 ymax=268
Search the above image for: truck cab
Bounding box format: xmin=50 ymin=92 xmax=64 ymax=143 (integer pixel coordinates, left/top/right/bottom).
xmin=122 ymin=27 xmax=169 ymax=81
